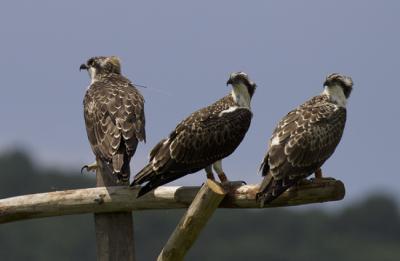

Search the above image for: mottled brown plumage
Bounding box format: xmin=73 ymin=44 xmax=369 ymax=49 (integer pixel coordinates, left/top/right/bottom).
xmin=132 ymin=72 xmax=256 ymax=197
xmin=257 ymin=73 xmax=353 ymax=205
xmin=81 ymin=56 xmax=145 ymax=183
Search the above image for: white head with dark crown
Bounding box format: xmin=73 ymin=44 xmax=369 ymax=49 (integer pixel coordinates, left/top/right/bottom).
xmin=80 ymin=56 xmax=121 ymax=83
xmin=226 ymin=72 xmax=257 ymax=109
xmin=323 ymin=73 xmax=353 ymax=107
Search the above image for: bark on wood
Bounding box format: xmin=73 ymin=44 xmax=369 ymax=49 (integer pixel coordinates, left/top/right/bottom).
xmin=0 ymin=178 xmax=345 ymax=224
xmin=157 ymin=179 xmax=226 ymax=261
xmin=94 ymin=160 xmax=135 ymax=261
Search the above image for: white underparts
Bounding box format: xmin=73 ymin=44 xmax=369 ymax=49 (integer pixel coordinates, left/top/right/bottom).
xmin=322 ymin=84 xmax=347 ymax=108
xmin=231 ymin=83 xmax=251 ymax=109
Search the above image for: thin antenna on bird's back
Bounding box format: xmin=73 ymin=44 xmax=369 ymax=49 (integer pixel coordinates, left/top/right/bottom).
xmin=133 ymin=82 xmax=173 ymax=97
xmin=133 ymin=83 xmax=148 ymax=88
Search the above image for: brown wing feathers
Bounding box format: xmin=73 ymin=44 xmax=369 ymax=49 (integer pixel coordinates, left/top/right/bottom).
xmin=84 ymin=77 xmax=145 ymax=182
xmin=257 ymin=95 xmax=346 ymax=205
xmin=131 ymin=96 xmax=253 ymax=197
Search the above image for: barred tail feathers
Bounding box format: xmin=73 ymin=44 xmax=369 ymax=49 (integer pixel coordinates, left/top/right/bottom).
xmin=256 ymin=172 xmax=299 ymax=206
xmin=111 ymin=153 xmax=131 ymax=184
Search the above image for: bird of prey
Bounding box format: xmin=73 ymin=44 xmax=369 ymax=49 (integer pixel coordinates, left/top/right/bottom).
xmin=257 ymin=73 xmax=353 ymax=206
xmin=131 ymin=72 xmax=257 ymax=197
xmin=80 ymin=56 xmax=146 ymax=184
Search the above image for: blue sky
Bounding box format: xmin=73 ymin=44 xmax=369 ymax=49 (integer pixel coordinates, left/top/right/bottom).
xmin=0 ymin=1 xmax=399 ymax=205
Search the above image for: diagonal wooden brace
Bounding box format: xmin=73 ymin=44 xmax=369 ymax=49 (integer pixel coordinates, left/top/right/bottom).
xmin=157 ymin=179 xmax=226 ymax=261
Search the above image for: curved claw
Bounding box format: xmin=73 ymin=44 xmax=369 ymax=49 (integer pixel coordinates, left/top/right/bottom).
xmin=220 ymin=180 xmax=247 ymax=192
xmin=81 ymin=162 xmax=98 ymax=174
xmin=238 ymin=180 xmax=247 ymax=185
xmin=81 ymin=165 xmax=88 ymax=174
xmin=226 ymin=180 xmax=247 ymax=186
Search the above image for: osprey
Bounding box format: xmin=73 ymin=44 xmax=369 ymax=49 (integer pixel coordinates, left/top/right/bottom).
xmin=257 ymin=73 xmax=353 ymax=206
xmin=131 ymin=72 xmax=256 ymax=197
xmin=80 ymin=56 xmax=146 ymax=184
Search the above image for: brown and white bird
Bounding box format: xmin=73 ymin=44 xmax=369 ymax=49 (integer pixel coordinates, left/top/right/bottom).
xmin=80 ymin=56 xmax=146 ymax=184
xmin=257 ymin=73 xmax=353 ymax=206
xmin=131 ymin=72 xmax=256 ymax=197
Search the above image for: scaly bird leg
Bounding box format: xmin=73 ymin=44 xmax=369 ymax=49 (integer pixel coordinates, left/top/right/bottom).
xmin=313 ymin=167 xmax=335 ymax=183
xmin=81 ymin=161 xmax=98 ymax=174
xmin=315 ymin=168 xmax=323 ymax=179
xmin=212 ymin=160 xmax=246 ymax=191
xmin=205 ymin=165 xmax=215 ymax=180
xmin=213 ymin=160 xmax=228 ymax=183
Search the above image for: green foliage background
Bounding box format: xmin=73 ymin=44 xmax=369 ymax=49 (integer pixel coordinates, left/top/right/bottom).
xmin=0 ymin=151 xmax=399 ymax=261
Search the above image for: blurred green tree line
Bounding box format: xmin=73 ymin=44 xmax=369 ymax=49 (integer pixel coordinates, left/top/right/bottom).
xmin=0 ymin=150 xmax=399 ymax=261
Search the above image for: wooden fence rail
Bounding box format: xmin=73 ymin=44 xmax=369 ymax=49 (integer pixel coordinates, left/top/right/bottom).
xmin=0 ymin=178 xmax=344 ymax=224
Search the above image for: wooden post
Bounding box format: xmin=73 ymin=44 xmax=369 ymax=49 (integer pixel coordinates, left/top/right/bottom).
xmin=94 ymin=161 xmax=135 ymax=261
xmin=157 ymin=179 xmax=226 ymax=261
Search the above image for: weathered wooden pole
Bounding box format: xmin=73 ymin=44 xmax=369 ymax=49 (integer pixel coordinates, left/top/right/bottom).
xmin=94 ymin=161 xmax=135 ymax=261
xmin=157 ymin=179 xmax=227 ymax=261
xmin=0 ymin=179 xmax=345 ymax=224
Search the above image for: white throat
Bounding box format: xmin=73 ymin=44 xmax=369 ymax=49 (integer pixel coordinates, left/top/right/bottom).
xmin=322 ymin=84 xmax=347 ymax=108
xmin=88 ymin=67 xmax=97 ymax=85
xmin=231 ymin=83 xmax=251 ymax=109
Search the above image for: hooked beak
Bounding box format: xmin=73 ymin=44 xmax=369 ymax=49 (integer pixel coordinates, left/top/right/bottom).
xmin=226 ymin=78 xmax=233 ymax=86
xmin=80 ymin=64 xmax=88 ymax=71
